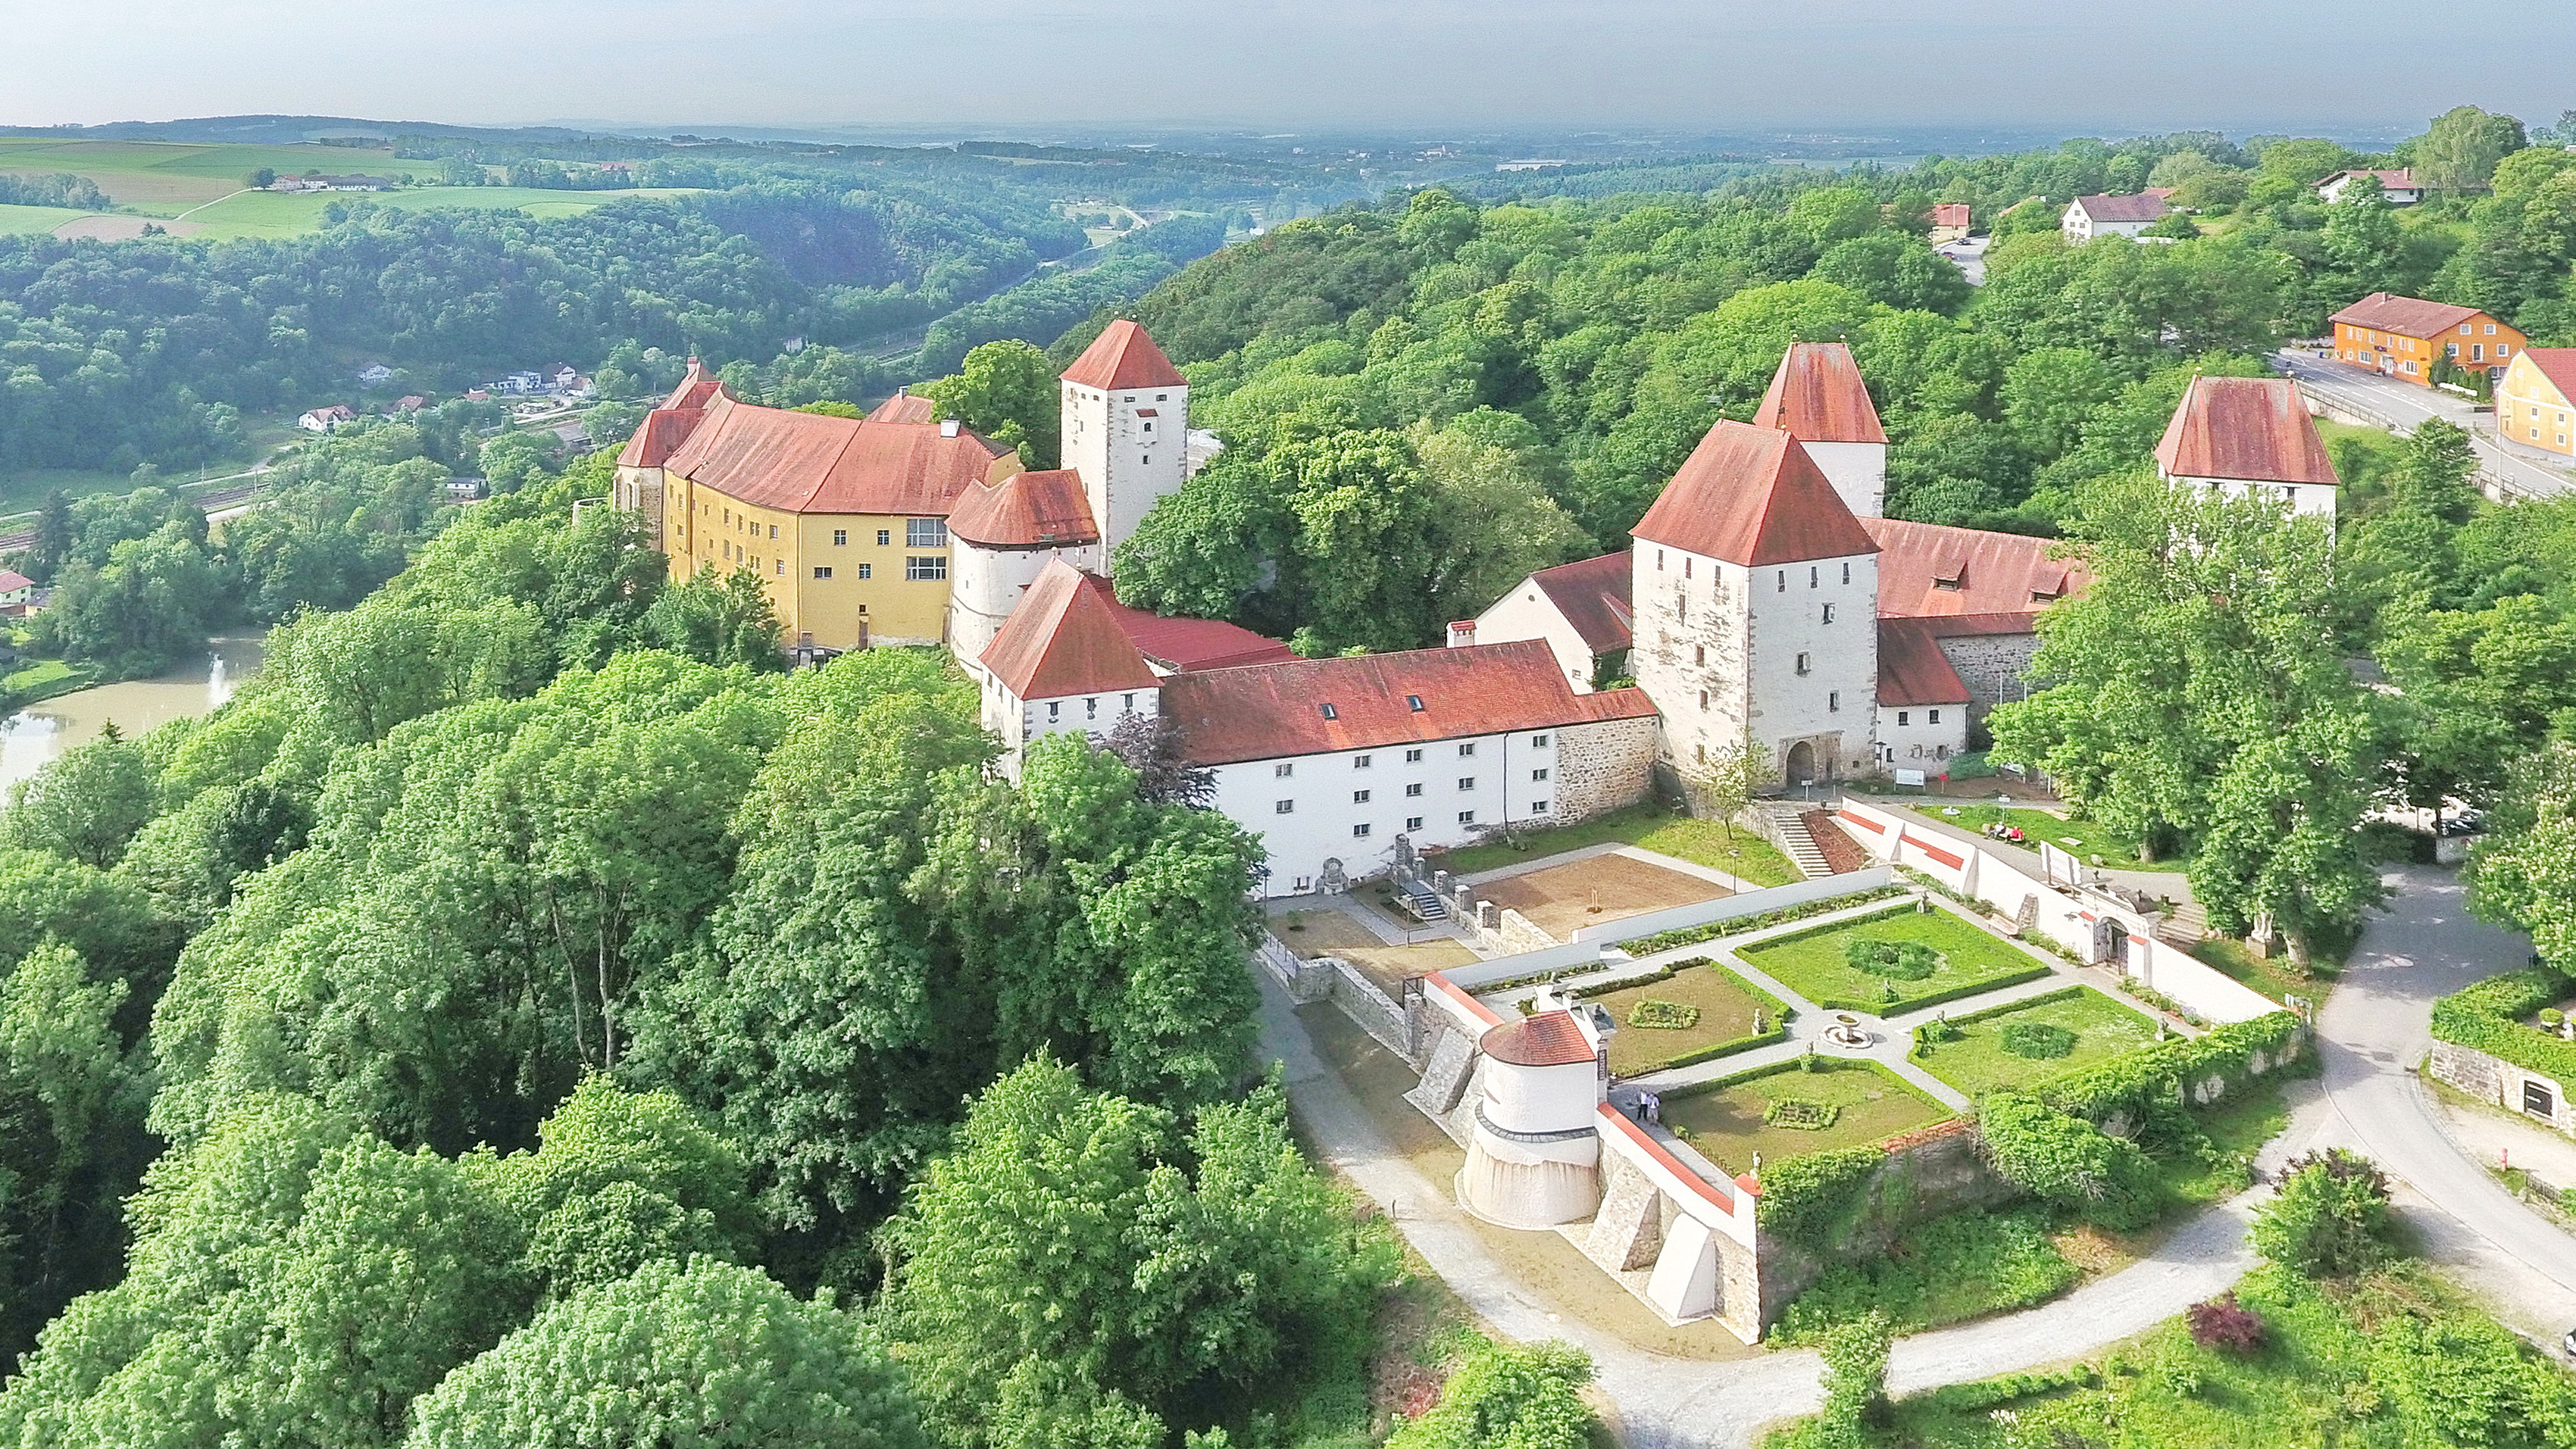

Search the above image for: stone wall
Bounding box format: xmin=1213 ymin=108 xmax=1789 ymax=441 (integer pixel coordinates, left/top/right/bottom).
xmin=1755 ymin=1118 xmax=2022 ymax=1313
xmin=1555 ymin=714 xmax=1658 ymax=823
xmin=1934 ymin=629 xmax=2040 ymax=741
xmin=2429 ymin=1039 xmax=2575 ymax=1138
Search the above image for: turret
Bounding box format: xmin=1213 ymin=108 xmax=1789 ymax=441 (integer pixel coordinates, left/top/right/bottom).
xmin=1059 ymin=320 xmax=1189 ymax=570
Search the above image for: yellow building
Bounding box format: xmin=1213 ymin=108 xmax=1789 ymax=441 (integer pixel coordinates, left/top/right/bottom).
xmin=2496 ymin=348 xmax=2576 ymax=459
xmin=612 ymin=367 xmax=1013 ymax=651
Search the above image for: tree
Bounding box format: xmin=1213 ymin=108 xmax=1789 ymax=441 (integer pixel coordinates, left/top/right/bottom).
xmin=246 ymin=167 xmax=276 ymax=189
xmin=2466 ymin=743 xmax=2576 ymax=969
xmin=2251 ymin=1148 xmax=2391 ymax=1277
xmin=402 ymin=1259 xmax=930 ymax=1449
xmin=0 ymin=941 xmax=142 ymax=1363
xmin=920 ymin=339 xmax=1064 ymax=468
xmin=29 ymin=489 xmax=73 ymax=583
xmin=1815 ymin=1311 xmax=1893 ymax=1449
xmin=1384 ymin=1338 xmax=1596 ymax=1449
xmin=1975 ymin=1091 xmax=2158 ymax=1230
xmin=642 ymin=564 xmax=786 ymax=670
xmin=1101 ymin=710 xmax=1215 ymax=807
xmin=2 ymin=724 xmax=156 ymax=869
xmin=2323 ymin=173 xmax=2410 ymax=295
xmin=2415 ymin=106 xmax=2528 ymax=192
xmin=1689 ymin=730 xmax=1771 ymax=841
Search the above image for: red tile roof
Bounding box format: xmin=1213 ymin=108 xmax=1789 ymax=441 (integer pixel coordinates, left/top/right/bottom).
xmin=661 ymin=389 xmax=1004 ymax=517
xmin=947 ymin=467 xmax=1099 ymax=548
xmin=1863 ymin=518 xmax=2087 ymax=620
xmin=1526 ymin=551 xmax=1635 ymax=655
xmin=1160 ymin=639 xmax=1656 ymax=767
xmin=866 ymin=392 xmax=939 ymax=425
xmin=0 ymin=570 xmax=31 ymax=592
xmin=978 ymin=559 xmax=1161 ymax=700
xmin=1633 ymin=422 xmax=1880 ymax=567
xmin=2513 ymin=348 xmax=2576 ymax=404
xmin=2329 ymin=292 xmax=2491 ymax=339
xmin=1876 ymin=618 xmax=1973 ymax=706
xmin=1061 ymin=320 xmax=1187 ymax=392
xmin=1752 ymin=342 xmax=1887 ymax=445
xmin=617 ymin=360 xmax=726 ymax=469
xmin=1481 ymin=1010 xmax=1596 ymax=1066
xmin=1094 ymin=587 xmax=1293 ymax=672
xmin=2154 ymin=376 xmax=2340 ymax=487
xmin=2072 ymin=192 xmax=2171 ymax=223
xmin=1931 ymin=203 xmax=1971 ymax=228
xmin=2322 ymin=168 xmax=2415 ymax=192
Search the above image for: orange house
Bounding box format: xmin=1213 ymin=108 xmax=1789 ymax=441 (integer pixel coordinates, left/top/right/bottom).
xmin=2329 ymin=292 xmax=2525 ymax=386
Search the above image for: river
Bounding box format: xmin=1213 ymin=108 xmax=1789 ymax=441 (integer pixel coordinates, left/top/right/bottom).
xmin=0 ymin=635 xmax=267 ymax=790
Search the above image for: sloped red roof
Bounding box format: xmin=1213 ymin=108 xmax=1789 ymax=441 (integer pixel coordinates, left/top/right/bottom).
xmin=1481 ymin=1010 xmax=1596 ymax=1066
xmin=2073 ymin=192 xmax=2171 ymax=223
xmin=2512 ymin=348 xmax=2576 ymax=404
xmin=2330 ymin=292 xmax=2492 ymax=339
xmin=617 ymin=408 xmax=705 ymax=469
xmin=1752 ymin=342 xmax=1887 ymax=445
xmin=866 ymin=392 xmax=939 ymax=425
xmin=1093 ymin=587 xmax=1293 ymax=672
xmin=947 ymin=468 xmax=1099 ymax=548
xmin=1061 ymin=320 xmax=1187 ymax=392
xmin=1876 ymin=618 xmax=1973 ymax=706
xmin=2154 ymin=376 xmax=2340 ymax=487
xmin=1160 ymin=640 xmax=1656 ymax=767
xmin=661 ymin=390 xmax=1003 ymax=516
xmin=1931 ymin=203 xmax=1971 ymax=227
xmin=2322 ymin=169 xmax=2415 ymax=192
xmin=0 ymin=570 xmax=31 ymax=592
xmin=1863 ymin=518 xmax=2088 ymax=620
xmin=978 ymin=559 xmax=1161 ymax=700
xmin=1633 ymin=422 xmax=1880 ymax=567
xmin=1527 ymin=551 xmax=1634 ymax=654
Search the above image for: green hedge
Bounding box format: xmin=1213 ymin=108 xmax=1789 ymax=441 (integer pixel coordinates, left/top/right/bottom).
xmin=1618 ymin=884 xmax=1906 ymax=954
xmin=1574 ymin=957 xmax=1795 ymax=1075
xmin=1755 ymin=1145 xmax=1888 ymax=1254
xmin=2429 ymin=967 xmax=2576 ymax=1086
xmin=2040 ymin=1010 xmax=2305 ymax=1125
xmin=1802 ymin=963 xmax=2056 ymax=1016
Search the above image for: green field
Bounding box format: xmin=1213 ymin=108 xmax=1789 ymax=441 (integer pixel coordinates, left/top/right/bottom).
xmin=164 ymin=186 xmax=705 ymax=239
xmin=1663 ymin=1059 xmax=1951 ymax=1173
xmin=1913 ymin=987 xmax=2162 ymax=1097
xmin=1935 ymin=802 xmax=2186 ymax=870
xmin=0 ymin=202 xmax=102 ymax=236
xmin=1739 ymin=906 xmax=2052 ymax=1013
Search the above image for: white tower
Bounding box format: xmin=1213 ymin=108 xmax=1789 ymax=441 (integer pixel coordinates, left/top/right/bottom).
xmin=1753 ymin=342 xmax=1888 ymax=520
xmin=1060 ymin=320 xmax=1190 ymax=571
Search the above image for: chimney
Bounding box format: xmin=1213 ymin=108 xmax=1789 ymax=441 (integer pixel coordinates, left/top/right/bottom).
xmin=1446 ymin=620 xmax=1477 ymax=648
xmin=939 ymin=418 xmax=960 ymax=438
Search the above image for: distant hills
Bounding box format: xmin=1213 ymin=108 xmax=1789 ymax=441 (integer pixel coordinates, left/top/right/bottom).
xmin=0 ymin=114 xmax=595 ymax=145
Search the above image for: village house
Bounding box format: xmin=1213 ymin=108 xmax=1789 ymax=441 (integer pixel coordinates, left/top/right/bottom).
xmin=2317 ymin=169 xmax=2421 ymax=205
xmin=2496 ymin=348 xmax=2576 ymax=457
xmin=2330 ymin=292 xmax=2524 ymax=386
xmin=0 ymin=569 xmax=34 ymax=614
xmin=356 ymin=364 xmax=394 ymax=388
xmin=1927 ymin=202 xmax=1973 ymax=242
xmin=2061 ymin=190 xmax=2173 ymax=243
xmin=296 ymin=404 xmax=355 ymax=433
xmin=2154 ymin=375 xmax=2342 ymax=518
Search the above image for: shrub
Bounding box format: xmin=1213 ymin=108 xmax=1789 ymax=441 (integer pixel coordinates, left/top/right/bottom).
xmin=1765 ymin=1098 xmax=1840 ymax=1130
xmin=2252 ymin=1148 xmax=2390 ymax=1278
xmin=1844 ymin=935 xmax=1940 ymax=979
xmin=1619 ymin=884 xmax=1905 ymax=954
xmin=1755 ymin=1145 xmax=1887 ymax=1253
xmin=1386 ymin=1337 xmax=1596 ymax=1449
xmin=1977 ymin=1091 xmax=2157 ymax=1230
xmin=2428 ymin=967 xmax=2576 ymax=1086
xmin=1628 ymin=998 xmax=1699 ymax=1030
xmin=1771 ymin=1208 xmax=2077 ymax=1344
xmin=2042 ymin=1010 xmax=2304 ymax=1132
xmin=2000 ymin=1020 xmax=2078 ymax=1059
xmin=2187 ymin=1293 xmax=2265 ymax=1353
xmin=1818 ymin=1311 xmax=1893 ymax=1444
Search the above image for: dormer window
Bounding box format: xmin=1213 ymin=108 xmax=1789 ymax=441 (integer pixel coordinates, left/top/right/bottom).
xmin=1320 ymin=702 xmax=1338 ymax=720
xmin=1406 ymin=695 xmax=1424 ymax=711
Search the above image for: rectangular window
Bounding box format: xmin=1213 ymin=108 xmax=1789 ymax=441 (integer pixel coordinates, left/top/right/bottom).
xmin=1897 ymin=710 xmax=1911 ymax=726
xmin=1458 ymin=810 xmax=1477 ymax=824
xmin=1829 ymin=691 xmax=1840 ymax=712
xmin=1457 ymin=777 xmax=1476 ymax=791
xmin=2526 ymin=1079 xmax=2556 ymax=1116
xmin=907 ymin=518 xmax=948 ymax=548
xmin=1929 ymin=708 xmax=1943 ymax=724
xmin=1405 ymin=782 xmax=1424 ymax=798
xmin=1776 ymin=570 xmax=1785 ymax=592
xmin=1319 ymin=702 xmax=1338 ymax=720
xmin=1275 ymin=763 xmax=1294 ymax=777
xmin=1531 ymin=734 xmax=1549 ymax=748
xmin=774 ymin=561 xmax=784 ymax=576
xmin=1842 ymin=561 xmax=1851 ymax=584
xmin=857 ymin=564 xmax=872 ymax=579
xmin=1822 ymin=602 xmax=1837 ymax=624
xmin=1406 ymin=695 xmax=1425 ymax=711
xmin=1796 ymin=652 xmax=1812 ymax=676
xmin=1457 ymin=742 xmax=1476 ymax=757
xmin=1532 ymin=800 xmax=1550 ymax=814
xmin=1274 ymin=800 xmax=1295 ymax=814
xmin=1046 ymin=702 xmax=1060 ymax=720
xmin=1683 ymin=556 xmax=1692 ymax=578
xmin=1809 ymin=567 xmax=1818 ymax=587
xmin=1354 ymin=754 xmax=1371 ymax=768
xmin=1405 ymin=748 xmax=1423 ymax=763
xmin=1531 ymin=767 xmax=1549 ymax=782
xmin=1352 ymin=823 xmax=1371 ymax=838
xmin=769 ymin=525 xmax=778 ymax=540
xmin=1353 ymin=789 xmax=1371 ymax=804
xmin=833 ymin=529 xmax=848 ymax=545
xmin=1656 ymin=549 xmax=1665 ymax=571
xmin=876 ymin=529 xmax=892 ymax=546
xmin=1406 ymin=816 xmax=1424 ymax=831
xmin=1694 ymin=644 xmax=1705 ymax=666
xmin=905 ymin=557 xmax=947 ymax=581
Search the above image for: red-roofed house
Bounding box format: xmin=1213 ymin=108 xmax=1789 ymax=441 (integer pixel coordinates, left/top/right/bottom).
xmin=2062 ymin=192 xmax=2171 ymax=243
xmin=1929 ymin=202 xmax=1974 ymax=242
xmin=2497 ymin=348 xmax=2576 ymax=457
xmin=1465 ymin=551 xmax=1635 ymax=693
xmin=0 ymin=569 xmax=32 ymax=614
xmin=2154 ymin=376 xmax=2341 ymax=517
xmin=2317 ymin=169 xmax=2421 ymax=206
xmin=2330 ymin=292 xmax=2524 ymax=386
xmin=1751 ymin=342 xmax=1887 ymax=518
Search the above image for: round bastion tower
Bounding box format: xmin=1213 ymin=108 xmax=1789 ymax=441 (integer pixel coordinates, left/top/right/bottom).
xmin=1460 ymin=999 xmax=1610 ymax=1229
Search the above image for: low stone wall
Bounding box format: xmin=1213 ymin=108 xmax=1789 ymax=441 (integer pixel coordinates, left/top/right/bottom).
xmin=1555 ymin=714 xmax=1659 ymax=823
xmin=2430 ymin=1038 xmax=2576 ymax=1138
xmin=1755 ymin=1119 xmax=2022 ymax=1316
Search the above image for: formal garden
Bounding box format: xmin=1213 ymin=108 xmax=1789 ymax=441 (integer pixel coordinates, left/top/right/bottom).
xmin=1737 ymin=905 xmax=2053 ymax=1014
xmin=1660 ymin=1058 xmax=1952 ymax=1175
xmin=1910 ymin=985 xmax=2166 ymax=1097
xmin=1576 ymin=960 xmax=1788 ymax=1077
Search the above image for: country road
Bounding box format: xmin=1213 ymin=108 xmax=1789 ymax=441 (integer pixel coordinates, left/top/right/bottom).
xmin=2274 ymin=349 xmax=2574 ymax=501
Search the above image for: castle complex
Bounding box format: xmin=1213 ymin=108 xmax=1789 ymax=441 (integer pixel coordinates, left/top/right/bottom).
xmin=611 ymin=323 xmax=2342 ymax=896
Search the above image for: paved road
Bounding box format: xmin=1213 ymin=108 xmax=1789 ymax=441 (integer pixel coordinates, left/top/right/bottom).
xmin=2315 ymin=864 xmax=2576 ymax=1331
xmin=2273 ymin=350 xmax=2574 ymax=501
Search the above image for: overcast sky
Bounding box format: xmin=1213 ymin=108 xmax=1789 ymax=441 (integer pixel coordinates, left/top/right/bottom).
xmin=17 ymin=1 xmax=2576 ymax=139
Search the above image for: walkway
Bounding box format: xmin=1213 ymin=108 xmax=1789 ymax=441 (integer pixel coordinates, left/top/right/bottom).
xmin=2274 ymin=349 xmax=2575 ymax=501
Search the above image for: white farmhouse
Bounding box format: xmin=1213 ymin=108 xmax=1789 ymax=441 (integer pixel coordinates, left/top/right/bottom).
xmin=2153 ymin=376 xmax=2342 ymax=520
xmin=2317 ymin=169 xmax=2421 ymax=205
xmin=1463 ymin=551 xmax=1632 ymax=695
xmin=2062 ymin=191 xmax=2173 ymax=243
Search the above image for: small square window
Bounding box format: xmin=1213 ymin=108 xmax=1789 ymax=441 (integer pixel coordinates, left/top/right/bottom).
xmin=1457 ymin=810 xmax=1476 ymax=824
xmin=1457 ymin=777 xmax=1476 ymax=791
xmin=1353 ymin=754 xmax=1372 ymax=768
xmin=1405 ymin=748 xmax=1423 ymax=763
xmin=876 ymin=529 xmax=891 ymax=546
xmin=1352 ymin=823 xmax=1372 ymax=838
xmin=833 ymin=529 xmax=847 ymax=545
xmin=1532 ymin=800 xmax=1550 ymax=814
xmin=1275 ymin=799 xmax=1295 ymax=814
xmin=1406 ymin=816 xmax=1424 ymax=830
xmin=1457 ymin=742 xmax=1476 ymax=757
xmin=1929 ymin=708 xmax=1942 ymax=724
xmin=1275 ymin=763 xmax=1295 ymax=778
xmin=1531 ymin=767 xmax=1549 ymax=782
xmin=1353 ymin=789 xmax=1371 ymax=804
xmin=857 ymin=563 xmax=871 ymax=579
xmin=1897 ymin=710 xmax=1910 ymax=726
xmin=1405 ymin=782 xmax=1424 ymax=798
xmin=813 ymin=567 xmax=833 ymax=579
xmin=1532 ymin=734 xmax=1549 ymax=748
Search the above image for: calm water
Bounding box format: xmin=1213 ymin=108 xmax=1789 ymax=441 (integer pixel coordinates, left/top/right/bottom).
xmin=0 ymin=635 xmax=267 ymax=790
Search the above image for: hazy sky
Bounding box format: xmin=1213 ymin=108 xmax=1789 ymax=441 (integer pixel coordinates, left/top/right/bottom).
xmin=18 ymin=2 xmax=2576 ymax=138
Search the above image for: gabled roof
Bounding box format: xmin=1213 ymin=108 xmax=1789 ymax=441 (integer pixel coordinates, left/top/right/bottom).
xmin=2155 ymin=376 xmax=2340 ymax=487
xmin=866 ymin=392 xmax=938 ymax=425
xmin=1752 ymin=342 xmax=1887 ymax=445
xmin=2321 ymin=169 xmax=2416 ymax=191
xmin=1525 ymin=551 xmax=1634 ymax=654
xmin=1931 ymin=203 xmax=1972 ymax=227
xmin=617 ymin=360 xmax=724 ymax=468
xmin=1632 ymin=421 xmax=1880 ymax=567
xmin=0 ymin=570 xmax=33 ymax=592
xmin=1159 ymin=640 xmax=1656 ymax=767
xmin=1863 ymin=517 xmax=2090 ymax=620
xmin=1061 ymin=320 xmax=1187 ymax=392
xmin=661 ymin=389 xmax=1004 ymax=516
xmin=2329 ymin=292 xmax=2490 ymax=339
xmin=2514 ymin=348 xmax=2576 ymax=404
xmin=2071 ymin=192 xmax=2171 ymax=223
xmin=947 ymin=468 xmax=1099 ymax=548
xmin=1481 ymin=1010 xmax=1596 ymax=1066
xmin=1094 ymin=589 xmax=1294 ymax=673
xmin=978 ymin=559 xmax=1161 ymax=700
xmin=1876 ymin=618 xmax=1974 ymax=707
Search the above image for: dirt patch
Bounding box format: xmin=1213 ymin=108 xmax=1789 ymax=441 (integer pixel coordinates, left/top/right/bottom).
xmin=1273 ymin=909 xmax=1477 ymax=997
xmin=1801 ymin=809 xmax=1871 ymax=874
xmin=51 ymin=216 xmax=205 ymax=241
xmin=1477 ymin=853 xmax=1725 ymax=941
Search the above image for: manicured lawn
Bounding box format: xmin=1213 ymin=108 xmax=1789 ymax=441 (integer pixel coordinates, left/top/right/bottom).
xmin=2 ymin=659 xmax=83 ymax=695
xmin=1662 ymin=1059 xmax=1951 ymax=1174
xmin=1914 ymin=987 xmax=2162 ymax=1097
xmin=1427 ymin=802 xmax=1799 ymax=887
xmin=1932 ymin=801 xmax=2187 ymax=869
xmin=1738 ymin=906 xmax=2051 ymax=1013
xmin=1587 ymin=963 xmax=1784 ymax=1078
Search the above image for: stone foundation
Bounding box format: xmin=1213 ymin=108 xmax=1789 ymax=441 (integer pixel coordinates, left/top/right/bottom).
xmin=2429 ymin=1039 xmax=2574 ymax=1137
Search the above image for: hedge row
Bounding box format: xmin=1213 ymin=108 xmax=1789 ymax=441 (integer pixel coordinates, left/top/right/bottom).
xmin=1805 ymin=962 xmax=2057 ymax=1017
xmin=2040 ymin=1010 xmax=2305 ymax=1125
xmin=1912 ymin=985 xmax=2091 ymax=1057
xmin=1574 ymin=957 xmax=1796 ymax=1076
xmin=2429 ymin=967 xmax=2576 ymax=1087
xmin=1618 ymin=884 xmax=1907 ymax=954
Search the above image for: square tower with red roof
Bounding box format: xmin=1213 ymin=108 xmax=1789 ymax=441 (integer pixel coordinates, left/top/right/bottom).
xmin=1059 ymin=320 xmax=1190 ymax=569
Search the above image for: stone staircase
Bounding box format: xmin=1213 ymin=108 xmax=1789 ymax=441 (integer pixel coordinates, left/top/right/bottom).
xmin=2154 ymin=898 xmax=2209 ymax=948
xmin=1763 ymin=804 xmax=1833 ymax=879
xmin=1397 ymin=879 xmax=1450 ymax=921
